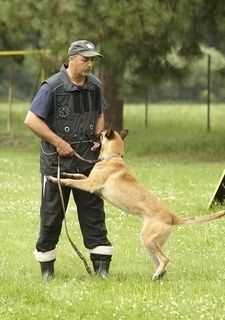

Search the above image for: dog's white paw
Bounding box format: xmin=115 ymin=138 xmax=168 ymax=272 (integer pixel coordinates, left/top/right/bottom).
xmin=152 ymin=270 xmax=166 ymax=281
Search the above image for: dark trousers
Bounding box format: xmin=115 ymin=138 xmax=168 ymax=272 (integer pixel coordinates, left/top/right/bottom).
xmin=36 ymin=175 xmax=112 ymax=253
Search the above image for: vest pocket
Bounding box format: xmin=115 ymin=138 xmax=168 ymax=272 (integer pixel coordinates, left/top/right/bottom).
xmin=40 ymin=142 xmax=58 ymax=175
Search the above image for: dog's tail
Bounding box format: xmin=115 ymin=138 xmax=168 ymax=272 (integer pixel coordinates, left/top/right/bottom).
xmin=173 ymin=210 xmax=225 ymax=225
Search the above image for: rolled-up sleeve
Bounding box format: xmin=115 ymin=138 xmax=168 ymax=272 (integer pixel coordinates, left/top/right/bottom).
xmin=29 ymin=83 xmax=53 ymax=119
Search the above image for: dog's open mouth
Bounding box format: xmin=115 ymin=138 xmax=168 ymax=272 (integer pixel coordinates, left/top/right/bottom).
xmin=91 ymin=141 xmax=100 ymax=151
xmin=87 ymin=132 xmax=102 ymax=152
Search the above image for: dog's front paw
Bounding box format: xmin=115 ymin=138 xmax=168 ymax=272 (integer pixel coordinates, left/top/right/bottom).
xmin=61 ymin=172 xmax=74 ymax=178
xmin=61 ymin=172 xmax=87 ymax=180
xmin=47 ymin=176 xmax=57 ymax=184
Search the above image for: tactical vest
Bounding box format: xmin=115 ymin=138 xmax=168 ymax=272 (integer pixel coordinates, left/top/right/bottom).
xmin=40 ymin=64 xmax=103 ymax=176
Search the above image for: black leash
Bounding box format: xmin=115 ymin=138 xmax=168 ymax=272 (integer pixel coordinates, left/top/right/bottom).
xmin=57 ymin=156 xmax=92 ymax=275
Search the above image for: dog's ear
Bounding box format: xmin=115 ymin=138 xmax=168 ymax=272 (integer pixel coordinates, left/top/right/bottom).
xmin=119 ymin=129 xmax=129 ymax=140
xmin=105 ymin=125 xmax=115 ymax=139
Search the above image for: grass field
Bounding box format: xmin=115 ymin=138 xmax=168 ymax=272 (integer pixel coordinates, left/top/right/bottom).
xmin=0 ymin=102 xmax=225 ymax=319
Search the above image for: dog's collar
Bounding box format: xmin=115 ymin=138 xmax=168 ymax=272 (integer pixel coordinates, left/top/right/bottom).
xmin=98 ymin=154 xmax=123 ymax=161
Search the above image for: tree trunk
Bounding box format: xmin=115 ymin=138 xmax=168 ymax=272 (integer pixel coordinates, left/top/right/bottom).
xmin=101 ymin=67 xmax=123 ymax=131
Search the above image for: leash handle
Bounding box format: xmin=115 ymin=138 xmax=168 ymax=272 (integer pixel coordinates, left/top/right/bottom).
xmin=57 ymin=156 xmax=92 ymax=275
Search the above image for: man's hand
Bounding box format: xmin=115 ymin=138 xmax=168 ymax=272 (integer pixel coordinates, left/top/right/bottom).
xmin=56 ymin=140 xmax=74 ymax=157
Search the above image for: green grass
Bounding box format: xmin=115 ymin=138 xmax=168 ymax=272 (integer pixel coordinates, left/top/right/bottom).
xmin=123 ymin=102 xmax=225 ymax=159
xmin=0 ymin=102 xmax=225 ymax=319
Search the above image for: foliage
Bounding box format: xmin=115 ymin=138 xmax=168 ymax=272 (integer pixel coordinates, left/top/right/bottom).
xmin=1 ymin=102 xmax=225 ymax=319
xmin=1 ymin=0 xmax=225 ymax=128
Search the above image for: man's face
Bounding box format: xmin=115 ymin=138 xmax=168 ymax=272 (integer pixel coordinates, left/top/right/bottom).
xmin=69 ymin=54 xmax=95 ymax=77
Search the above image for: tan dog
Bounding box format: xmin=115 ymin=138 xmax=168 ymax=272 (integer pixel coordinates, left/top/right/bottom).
xmin=48 ymin=126 xmax=225 ymax=280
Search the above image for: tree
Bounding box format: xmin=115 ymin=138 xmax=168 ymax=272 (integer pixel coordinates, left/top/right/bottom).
xmin=68 ymin=0 xmax=225 ymax=128
xmin=1 ymin=0 xmax=225 ymax=129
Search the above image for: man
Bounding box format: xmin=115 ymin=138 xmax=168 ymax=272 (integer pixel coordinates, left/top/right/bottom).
xmin=24 ymin=40 xmax=113 ymax=280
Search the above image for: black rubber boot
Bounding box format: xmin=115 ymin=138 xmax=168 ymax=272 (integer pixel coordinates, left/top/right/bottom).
xmin=40 ymin=260 xmax=55 ymax=281
xmin=92 ymin=260 xmax=111 ymax=279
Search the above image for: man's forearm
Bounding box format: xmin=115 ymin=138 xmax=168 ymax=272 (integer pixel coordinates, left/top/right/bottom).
xmin=24 ymin=111 xmax=62 ymax=146
xmin=95 ymin=113 xmax=104 ymax=134
xmin=24 ymin=111 xmax=74 ymax=157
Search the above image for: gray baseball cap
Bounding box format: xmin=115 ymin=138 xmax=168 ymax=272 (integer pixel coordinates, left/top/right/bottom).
xmin=68 ymin=40 xmax=103 ymax=57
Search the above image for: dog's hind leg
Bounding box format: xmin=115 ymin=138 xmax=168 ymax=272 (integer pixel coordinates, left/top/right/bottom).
xmin=140 ymin=222 xmax=171 ymax=281
xmin=148 ymin=252 xmax=160 ymax=268
xmin=148 ymin=234 xmax=171 ymax=269
xmin=147 ymin=242 xmax=169 ymax=281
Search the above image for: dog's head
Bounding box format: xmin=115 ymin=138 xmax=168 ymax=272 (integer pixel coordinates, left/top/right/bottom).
xmin=99 ymin=125 xmax=128 ymax=157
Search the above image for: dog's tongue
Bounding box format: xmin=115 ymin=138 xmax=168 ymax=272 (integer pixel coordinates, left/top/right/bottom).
xmin=91 ymin=142 xmax=100 ymax=152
